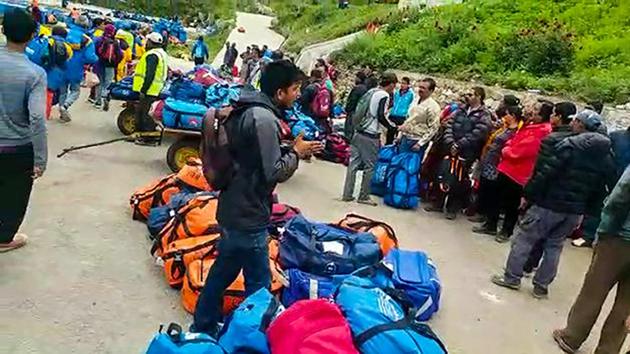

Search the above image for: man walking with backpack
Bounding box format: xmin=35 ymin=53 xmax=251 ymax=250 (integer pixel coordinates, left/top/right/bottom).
xmin=341 ymin=72 xmax=398 ymax=206
xmin=94 ymin=24 xmax=122 ymax=111
xmin=192 ymin=36 xmax=209 ymax=66
xmin=0 ymin=9 xmax=47 ymax=252
xmin=192 ymin=60 xmax=323 ymax=336
xmin=132 ymin=33 xmax=168 ymax=146
xmin=299 ymin=69 xmax=332 ymax=133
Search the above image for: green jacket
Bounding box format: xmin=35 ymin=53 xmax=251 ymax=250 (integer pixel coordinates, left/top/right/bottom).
xmin=598 ymin=165 xmax=630 ymax=242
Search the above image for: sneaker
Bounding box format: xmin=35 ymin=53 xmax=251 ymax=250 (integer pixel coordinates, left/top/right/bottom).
xmin=0 ymin=234 xmax=28 ymax=253
xmin=424 ymin=205 xmax=442 ymax=213
xmin=472 ymin=224 xmax=497 ymax=236
xmin=102 ymin=100 xmax=110 ymax=112
xmin=357 ymin=198 xmax=378 ymax=207
xmin=523 ymin=270 xmax=534 ymax=278
xmin=495 ymin=233 xmax=511 ymax=244
xmin=87 ymin=97 xmax=96 ymax=104
xmin=490 ymin=274 xmax=520 ymax=290
xmin=468 ymin=214 xmax=486 ymax=223
xmin=445 ymin=211 xmax=457 ymax=220
xmin=338 ymin=197 xmax=355 ymax=202
xmin=552 ymin=329 xmax=577 ymax=354
xmin=94 ymin=102 xmax=103 ymax=109
xmin=59 ymin=107 xmax=71 ymax=123
xmin=571 ymin=238 xmax=593 ymax=248
xmin=532 ymin=285 xmax=549 ymax=299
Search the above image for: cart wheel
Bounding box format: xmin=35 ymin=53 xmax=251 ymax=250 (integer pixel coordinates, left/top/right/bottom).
xmin=117 ymin=106 xmax=137 ymax=135
xmin=167 ymin=138 xmax=200 ymax=172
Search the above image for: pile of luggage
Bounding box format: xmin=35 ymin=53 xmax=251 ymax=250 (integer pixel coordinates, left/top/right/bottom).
xmin=129 ymin=159 xmax=446 ymax=354
xmin=371 ymin=140 xmax=424 ymax=210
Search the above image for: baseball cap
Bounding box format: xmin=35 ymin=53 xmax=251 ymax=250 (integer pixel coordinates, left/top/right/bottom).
xmin=146 ymin=32 xmax=164 ymax=44
xmin=574 ymin=109 xmax=603 ymax=132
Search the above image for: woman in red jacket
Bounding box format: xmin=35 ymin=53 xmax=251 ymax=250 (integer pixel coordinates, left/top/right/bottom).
xmin=477 ymin=100 xmax=554 ymax=242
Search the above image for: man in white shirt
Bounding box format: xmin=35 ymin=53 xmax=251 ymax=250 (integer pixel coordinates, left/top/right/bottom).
xmin=397 ymin=78 xmax=441 ymax=154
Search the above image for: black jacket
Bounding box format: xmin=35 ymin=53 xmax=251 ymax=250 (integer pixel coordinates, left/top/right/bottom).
xmin=345 ymin=83 xmax=368 ymax=116
xmin=525 ymin=132 xmax=616 ymax=215
xmin=217 ymin=89 xmax=299 ymax=230
xmin=442 ymin=105 xmax=493 ymax=160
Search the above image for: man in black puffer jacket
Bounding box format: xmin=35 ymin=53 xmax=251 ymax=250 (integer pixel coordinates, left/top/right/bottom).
xmin=492 ymin=110 xmax=616 ymax=299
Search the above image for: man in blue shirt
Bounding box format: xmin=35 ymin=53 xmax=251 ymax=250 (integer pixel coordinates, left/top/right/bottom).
xmin=387 ymin=76 xmax=415 ymax=144
xmin=191 ymin=36 xmax=209 ymax=66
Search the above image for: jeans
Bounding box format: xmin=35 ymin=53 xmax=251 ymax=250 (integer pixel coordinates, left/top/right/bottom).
xmin=0 ymin=145 xmax=34 ymax=243
xmin=342 ymin=132 xmax=380 ymax=201
xmin=135 ymin=95 xmax=158 ymax=132
xmin=193 ymin=228 xmax=270 ymax=335
xmin=504 ymin=205 xmax=580 ymax=288
xmin=96 ymin=67 xmax=115 ymax=105
xmin=59 ymin=82 xmax=81 ymax=109
xmin=559 ymin=237 xmax=630 ymax=354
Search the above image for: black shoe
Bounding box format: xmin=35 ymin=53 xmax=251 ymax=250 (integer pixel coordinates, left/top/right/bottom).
xmin=532 ymin=285 xmax=549 ymax=299
xmin=134 ymin=138 xmax=160 ymax=147
xmin=468 ymin=214 xmax=486 ymax=223
xmin=495 ymin=233 xmax=511 ymax=243
xmin=472 ymin=223 xmax=497 ymax=236
xmin=424 ymin=205 xmax=442 ymax=213
xmin=103 ymin=100 xmax=110 ymax=112
xmin=445 ymin=211 xmax=457 ymax=220
xmin=491 ymin=274 xmax=520 ymax=290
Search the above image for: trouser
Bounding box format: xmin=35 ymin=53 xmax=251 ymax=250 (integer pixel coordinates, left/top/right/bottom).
xmin=487 ymin=172 xmax=522 ymax=235
xmin=194 ymin=57 xmax=205 ymax=66
xmin=559 ymin=237 xmax=630 ymax=354
xmin=0 ymin=145 xmax=34 ymax=244
xmin=582 ymin=214 xmax=600 ymax=243
xmin=135 ymin=95 xmax=158 ymax=133
xmin=59 ymin=82 xmax=82 ymax=110
xmin=432 ymin=159 xmax=472 ymax=214
xmin=523 ymin=238 xmax=544 ymax=273
xmin=504 ymin=205 xmax=580 ymax=288
xmin=386 ymin=115 xmax=406 ymax=145
xmin=95 ymin=67 xmax=115 ymax=105
xmin=342 ymin=132 xmax=380 ymax=201
xmin=476 ymin=176 xmax=500 ymax=217
xmin=193 ymin=228 xmax=270 ymax=335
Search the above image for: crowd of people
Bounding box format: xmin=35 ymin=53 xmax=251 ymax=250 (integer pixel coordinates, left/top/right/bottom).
xmin=1 ymin=4 xmax=630 ymax=354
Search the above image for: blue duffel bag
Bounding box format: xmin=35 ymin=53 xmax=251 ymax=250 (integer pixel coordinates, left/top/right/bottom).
xmin=205 ymin=83 xmax=241 ymax=109
xmin=218 ymin=288 xmax=282 ymax=354
xmin=290 ymin=118 xmax=321 ymax=141
xmin=384 ymin=150 xmax=422 ymax=209
xmin=371 ymin=144 xmax=398 ymax=197
xmin=335 ymin=276 xmax=447 ymax=354
xmin=384 ymin=249 xmax=441 ymax=321
xmin=280 ymin=214 xmax=381 ymax=276
xmin=281 ymin=268 xmax=348 ymax=307
xmin=162 ymin=98 xmax=208 ymax=130
xmin=170 ymin=78 xmax=206 ymax=101
xmin=109 ymin=77 xmax=140 ymax=101
xmin=145 ymin=323 xmax=224 ymax=354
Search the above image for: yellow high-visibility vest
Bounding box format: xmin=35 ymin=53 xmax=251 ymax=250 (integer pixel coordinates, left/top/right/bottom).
xmin=133 ymin=48 xmax=167 ymax=96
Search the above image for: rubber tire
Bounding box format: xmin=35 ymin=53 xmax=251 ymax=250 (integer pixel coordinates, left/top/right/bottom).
xmin=166 ymin=137 xmax=201 ymax=173
xmin=117 ymin=106 xmax=137 ymax=135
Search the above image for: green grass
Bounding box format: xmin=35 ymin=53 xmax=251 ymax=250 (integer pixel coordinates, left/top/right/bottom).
xmin=335 ymin=0 xmax=630 ymax=104
xmin=270 ymin=0 xmax=396 ymax=53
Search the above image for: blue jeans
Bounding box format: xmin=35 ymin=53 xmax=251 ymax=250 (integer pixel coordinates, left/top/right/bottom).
xmin=59 ymin=82 xmax=81 ymax=109
xmin=96 ymin=67 xmax=115 ymax=105
xmin=192 ymin=227 xmax=270 ymax=335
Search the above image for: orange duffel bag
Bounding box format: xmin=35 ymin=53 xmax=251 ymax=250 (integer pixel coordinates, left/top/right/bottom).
xmin=337 ymin=213 xmax=399 ymax=256
xmin=153 ymin=195 xmax=220 ymax=257
xmin=177 ymin=158 xmax=211 ymax=191
xmin=160 ymin=234 xmax=222 ymax=288
xmin=130 ymin=174 xmax=180 ymax=221
xmin=181 ymin=248 xmax=286 ymax=315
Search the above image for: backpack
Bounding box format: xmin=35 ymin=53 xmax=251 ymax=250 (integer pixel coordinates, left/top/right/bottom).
xmin=153 ymin=195 xmax=220 ymax=257
xmin=290 ymin=118 xmax=321 ymax=141
xmin=371 ymin=145 xmax=398 ymax=197
xmin=384 ymin=151 xmax=422 ymax=209
xmin=162 ymin=98 xmax=208 ymax=130
xmin=310 ymin=84 xmax=331 ymax=119
xmin=145 ymin=323 xmax=224 ymax=354
xmin=48 ymin=37 xmax=71 ymax=69
xmin=147 ymin=191 xmax=210 ymax=237
xmin=267 ymin=299 xmax=359 ymax=354
xmin=181 ymin=248 xmax=286 ymax=315
xmin=384 ymin=249 xmax=441 ymax=321
xmin=348 ymin=89 xmax=377 ymax=139
xmin=336 ymin=213 xmax=398 ymax=257
xmin=218 ymin=288 xmax=282 ymax=354
xmin=317 ymin=133 xmax=350 ymax=165
xmin=97 ymin=37 xmax=120 ymax=66
xmin=193 ymin=43 xmax=205 ymax=59
xmin=282 ymin=268 xmax=349 ymax=307
xmin=436 ymin=156 xmax=467 ymax=194
xmin=279 ymin=214 xmax=381 ymax=276
xmin=334 ymin=276 xmax=447 ymax=354
xmin=160 ymin=234 xmax=221 ymax=288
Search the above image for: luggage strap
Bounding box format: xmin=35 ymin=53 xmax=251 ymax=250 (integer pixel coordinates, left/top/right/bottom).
xmin=354 ymin=317 xmax=448 ymax=353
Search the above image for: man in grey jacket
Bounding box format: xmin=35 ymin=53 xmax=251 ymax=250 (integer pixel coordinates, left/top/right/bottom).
xmin=193 ymin=60 xmax=322 ymax=336
xmin=0 ymin=9 xmax=47 ymax=253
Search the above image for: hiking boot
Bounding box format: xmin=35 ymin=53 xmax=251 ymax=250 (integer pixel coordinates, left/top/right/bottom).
xmin=102 ymin=99 xmax=110 ymax=112
xmin=532 ymin=285 xmax=549 ymax=299
xmin=472 ymin=223 xmax=497 ymax=236
xmin=552 ymin=329 xmax=577 ymax=354
xmin=445 ymin=211 xmax=457 ymax=220
xmin=490 ymin=274 xmax=520 ymax=290
xmin=468 ymin=214 xmax=486 ymax=223
xmin=59 ymin=107 xmax=71 ymax=123
xmin=0 ymin=234 xmax=28 ymax=253
xmin=424 ymin=205 xmax=442 ymax=213
xmin=357 ymin=198 xmax=378 ymax=207
xmin=495 ymin=233 xmax=511 ymax=244
xmin=571 ymin=238 xmax=593 ymax=248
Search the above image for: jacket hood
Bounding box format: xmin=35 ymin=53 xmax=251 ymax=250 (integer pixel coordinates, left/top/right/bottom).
xmin=235 ymin=89 xmax=283 ymax=118
xmin=557 ymin=131 xmax=612 ymax=154
xmin=103 ymin=24 xmax=116 ymax=38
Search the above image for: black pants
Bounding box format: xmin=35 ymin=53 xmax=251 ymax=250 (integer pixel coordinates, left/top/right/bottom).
xmin=0 ymin=145 xmax=34 ymax=243
xmin=487 ymin=172 xmax=522 ymax=235
xmin=385 ymin=115 xmax=406 ymax=145
xmin=135 ymin=95 xmax=158 ymax=133
xmin=477 ymin=176 xmax=500 ymax=217
xmin=194 ymin=57 xmax=205 ymax=66
xmin=433 ymin=159 xmax=472 ymax=214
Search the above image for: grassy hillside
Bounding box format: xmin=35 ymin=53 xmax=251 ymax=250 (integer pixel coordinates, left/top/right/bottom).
xmin=270 ymin=0 xmax=395 ymax=53
xmin=336 ymin=0 xmax=630 ymax=104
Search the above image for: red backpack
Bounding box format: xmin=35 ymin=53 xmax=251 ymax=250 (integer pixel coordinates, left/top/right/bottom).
xmin=97 ymin=37 xmax=119 ymax=66
xmin=310 ymin=84 xmax=331 ymax=119
xmin=267 ymin=299 xmax=359 ymax=354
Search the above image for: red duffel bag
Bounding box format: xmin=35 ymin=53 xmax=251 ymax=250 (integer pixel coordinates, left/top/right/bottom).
xmin=267 ymin=299 xmax=359 ymax=354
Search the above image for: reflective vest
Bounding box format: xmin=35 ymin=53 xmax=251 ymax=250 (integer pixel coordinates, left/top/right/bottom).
xmin=133 ymin=48 xmax=167 ymax=96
